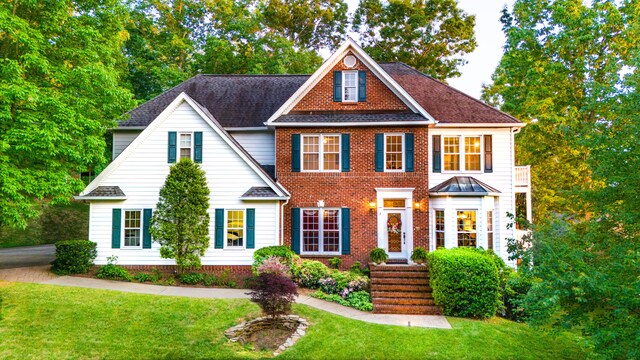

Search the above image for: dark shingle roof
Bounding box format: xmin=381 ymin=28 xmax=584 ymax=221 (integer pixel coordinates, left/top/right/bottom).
xmin=380 ymin=63 xmax=521 ymax=124
xmin=260 ymin=165 xmax=276 ymax=180
xmin=429 ymin=177 xmax=501 ymax=195
xmin=84 ymin=186 xmax=126 ymax=198
xmin=273 ymin=113 xmax=427 ymax=123
xmin=241 ymin=187 xmax=280 ymax=198
xmin=120 ymin=75 xmax=308 ymax=128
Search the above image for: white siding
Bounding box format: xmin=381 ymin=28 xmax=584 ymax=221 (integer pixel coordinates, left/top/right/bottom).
xmin=90 ymin=102 xmax=280 ymax=265
xmin=428 ymin=127 xmax=517 ymax=265
xmin=112 ymin=131 xmax=141 ymax=159
xmin=229 ymin=130 xmax=275 ymax=165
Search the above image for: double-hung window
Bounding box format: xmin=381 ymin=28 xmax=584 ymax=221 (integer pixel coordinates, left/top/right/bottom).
xmin=435 ymin=210 xmax=445 ymax=249
xmin=123 ymin=210 xmax=142 ymax=248
xmin=385 ymin=134 xmax=404 ymax=171
xmin=179 ymin=133 xmax=192 ymax=160
xmin=302 ymin=135 xmax=340 ymax=171
xmin=443 ymin=136 xmax=482 ymax=171
xmin=487 ymin=211 xmax=494 ymax=250
xmin=226 ymin=210 xmax=245 ymax=248
xmin=457 ymin=210 xmax=477 ymax=247
xmin=301 ymin=209 xmax=340 ymax=254
xmin=343 ymin=71 xmax=358 ymax=102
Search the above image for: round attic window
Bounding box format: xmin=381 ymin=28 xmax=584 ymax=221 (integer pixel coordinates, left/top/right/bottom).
xmin=343 ymin=55 xmax=357 ymax=68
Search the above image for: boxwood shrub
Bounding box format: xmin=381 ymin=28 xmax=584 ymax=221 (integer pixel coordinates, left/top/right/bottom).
xmin=252 ymin=245 xmax=296 ymax=274
xmin=427 ymin=247 xmax=500 ymax=319
xmin=51 ymin=240 xmax=97 ymax=275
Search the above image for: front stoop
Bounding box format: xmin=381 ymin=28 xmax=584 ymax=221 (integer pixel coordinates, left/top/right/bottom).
xmin=370 ymin=264 xmax=443 ymax=315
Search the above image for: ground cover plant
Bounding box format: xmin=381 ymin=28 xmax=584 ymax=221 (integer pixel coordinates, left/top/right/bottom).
xmin=0 ymin=282 xmax=589 ymax=359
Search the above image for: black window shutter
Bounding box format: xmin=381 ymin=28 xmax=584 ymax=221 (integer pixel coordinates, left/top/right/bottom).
xmin=215 ymin=208 xmax=224 ymax=249
xmin=358 ymin=71 xmax=366 ymax=102
xmin=484 ymin=135 xmax=493 ymax=173
xmin=168 ymin=132 xmax=177 ymax=163
xmin=341 ymin=134 xmax=350 ymax=172
xmin=111 ymin=208 xmax=121 ymax=249
xmin=246 ymin=208 xmax=255 ymax=249
xmin=291 ymin=134 xmax=301 ymax=172
xmin=375 ymin=133 xmax=384 ymax=172
xmin=341 ymin=208 xmax=351 ymax=255
xmin=143 ymin=208 xmax=152 ymax=249
xmin=405 ymin=133 xmax=414 ymax=172
xmin=291 ymin=208 xmax=300 ymax=254
xmin=194 ymin=132 xmax=203 ymax=163
xmin=333 ymin=71 xmax=342 ymax=102
xmin=432 ymin=135 xmax=441 ymax=173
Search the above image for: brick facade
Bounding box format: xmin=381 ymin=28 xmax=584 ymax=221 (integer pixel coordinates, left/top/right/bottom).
xmin=276 ymin=127 xmax=430 ymax=268
xmin=291 ymin=52 xmax=410 ymax=113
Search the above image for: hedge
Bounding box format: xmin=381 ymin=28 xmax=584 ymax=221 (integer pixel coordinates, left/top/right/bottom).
xmin=51 ymin=240 xmax=97 ymax=275
xmin=427 ymin=247 xmax=500 ymax=319
xmin=251 ymin=245 xmax=296 ymax=274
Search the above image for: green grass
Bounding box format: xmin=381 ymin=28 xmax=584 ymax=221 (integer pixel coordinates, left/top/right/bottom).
xmin=0 ymin=202 xmax=89 ymax=248
xmin=0 ymin=282 xmax=588 ymax=359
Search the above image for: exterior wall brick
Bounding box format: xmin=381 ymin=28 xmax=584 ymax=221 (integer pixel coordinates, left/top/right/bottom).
xmin=275 ymin=127 xmax=430 ymax=269
xmin=291 ymin=53 xmax=409 ymax=113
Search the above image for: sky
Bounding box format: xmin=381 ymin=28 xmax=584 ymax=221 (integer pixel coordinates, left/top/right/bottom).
xmin=345 ymin=0 xmax=516 ymax=100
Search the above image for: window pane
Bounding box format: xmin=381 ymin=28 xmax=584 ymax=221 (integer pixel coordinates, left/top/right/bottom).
xmin=323 ymin=210 xmax=340 ymax=252
xmin=323 ymin=153 xmax=339 ymax=170
xmin=303 ymin=154 xmax=319 ymax=170
xmin=385 ymin=135 xmax=403 ymax=170
xmin=303 ymin=210 xmax=319 ymax=252
xmin=322 ymin=135 xmax=340 ymax=170
xmin=303 ymin=136 xmax=320 ymax=170
xmin=487 ymin=210 xmax=494 ymax=250
xmin=227 ymin=210 xmax=244 ymax=247
xmin=180 ymin=148 xmax=191 ymax=159
xmin=303 ymin=136 xmax=319 ymax=152
xmin=344 ymin=87 xmax=356 ymax=101
xmin=180 ymin=134 xmax=191 ymax=147
xmin=435 ymin=210 xmax=445 ymax=248
xmin=465 ymin=137 xmax=481 ymax=171
xmin=124 ymin=210 xmax=141 ymax=247
xmin=457 ymin=210 xmax=477 ymax=247
xmin=444 ymin=137 xmax=460 ymax=171
xmin=383 ymin=199 xmax=405 ymax=208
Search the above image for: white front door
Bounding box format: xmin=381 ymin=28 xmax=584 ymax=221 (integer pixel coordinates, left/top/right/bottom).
xmin=383 ymin=209 xmax=407 ymax=259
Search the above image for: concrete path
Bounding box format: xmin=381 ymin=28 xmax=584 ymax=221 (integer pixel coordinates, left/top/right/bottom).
xmin=0 ymin=266 xmax=452 ymax=329
xmin=0 ymin=244 xmax=55 ymax=269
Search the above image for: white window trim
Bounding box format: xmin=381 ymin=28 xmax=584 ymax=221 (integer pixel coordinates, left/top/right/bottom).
xmin=384 ymin=133 xmax=405 ymax=172
xmin=442 ymin=135 xmax=484 ymax=173
xmin=178 ymin=132 xmax=194 ymax=161
xmin=300 ymin=208 xmax=342 ymax=255
xmin=487 ymin=209 xmax=494 ymax=250
xmin=224 ymin=209 xmax=246 ymax=249
xmin=342 ymin=70 xmax=358 ymax=102
xmin=301 ymin=134 xmax=341 ymax=172
xmin=456 ymin=209 xmax=478 ymax=248
xmin=434 ymin=209 xmax=445 ymax=250
xmin=122 ymin=209 xmax=143 ymax=249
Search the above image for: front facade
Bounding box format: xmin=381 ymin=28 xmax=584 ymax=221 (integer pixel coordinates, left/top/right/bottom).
xmin=77 ymin=39 xmax=529 ymax=269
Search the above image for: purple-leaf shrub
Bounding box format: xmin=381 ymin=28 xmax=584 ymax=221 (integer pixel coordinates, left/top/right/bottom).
xmin=257 ymin=255 xmax=291 ymax=277
xmin=249 ymin=272 xmax=298 ymax=319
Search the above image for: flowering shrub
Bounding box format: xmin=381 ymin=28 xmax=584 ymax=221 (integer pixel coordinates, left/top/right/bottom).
xmin=311 ymin=290 xmax=373 ymax=312
xmin=291 ymin=260 xmax=330 ymax=288
xmin=252 ymin=245 xmax=296 ymax=275
xmin=257 ymin=256 xmax=291 ymax=278
xmin=319 ymin=277 xmax=338 ymax=294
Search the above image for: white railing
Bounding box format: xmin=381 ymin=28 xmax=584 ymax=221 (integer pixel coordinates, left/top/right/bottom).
xmin=515 ymin=165 xmax=531 ymax=187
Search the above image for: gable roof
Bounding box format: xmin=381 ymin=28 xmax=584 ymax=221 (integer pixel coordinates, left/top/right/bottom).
xmin=119 ymin=75 xmax=307 ymax=129
xmin=380 ymin=63 xmax=522 ymax=125
xmin=429 ymin=176 xmax=501 ymax=196
xmin=82 ymin=93 xmax=289 ymax=199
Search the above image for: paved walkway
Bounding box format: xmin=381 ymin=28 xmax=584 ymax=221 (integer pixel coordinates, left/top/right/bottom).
xmin=0 ymin=244 xmax=55 ymax=269
xmin=0 ymin=266 xmax=451 ymax=329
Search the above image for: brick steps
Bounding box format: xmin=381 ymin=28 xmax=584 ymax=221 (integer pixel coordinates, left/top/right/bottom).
xmin=369 ymin=264 xmax=442 ymax=315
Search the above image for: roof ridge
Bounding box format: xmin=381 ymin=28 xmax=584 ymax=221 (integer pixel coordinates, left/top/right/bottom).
xmin=196 ymin=74 xmax=311 ymax=77
xmin=387 ymin=62 xmax=522 ymax=124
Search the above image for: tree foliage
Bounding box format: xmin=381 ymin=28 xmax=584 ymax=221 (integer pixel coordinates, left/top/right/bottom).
xmin=352 ymin=0 xmax=476 ymax=80
xmin=150 ymin=159 xmax=210 ymax=272
xmin=249 ymin=272 xmax=298 ymax=319
xmin=0 ymin=0 xmax=135 ymax=228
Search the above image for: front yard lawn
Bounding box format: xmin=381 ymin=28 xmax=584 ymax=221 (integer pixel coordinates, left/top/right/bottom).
xmin=0 ymin=282 xmax=588 ymax=359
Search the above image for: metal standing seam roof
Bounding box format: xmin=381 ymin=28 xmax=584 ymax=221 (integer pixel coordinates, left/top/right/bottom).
xmin=429 ymin=176 xmax=501 ymax=196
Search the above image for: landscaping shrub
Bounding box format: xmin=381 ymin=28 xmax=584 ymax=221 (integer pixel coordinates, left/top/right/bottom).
xmin=51 ymin=240 xmax=97 ymax=275
xmin=310 ymin=290 xmax=373 ymax=312
xmin=133 ymin=272 xmax=157 ymax=283
xmin=328 ymin=257 xmax=342 ymax=269
xmin=502 ymin=270 xmax=535 ymax=322
xmin=252 ymin=245 xmax=296 ymax=274
xmin=202 ymin=269 xmax=237 ymax=288
xmin=291 ymin=260 xmax=330 ymax=288
xmin=179 ymin=272 xmax=204 ymax=285
xmin=249 ymin=272 xmax=298 ymax=318
xmin=257 ymin=256 xmax=291 ymax=277
xmin=96 ymin=264 xmax=132 ymax=281
xmin=349 ymin=261 xmax=369 ymax=277
xmin=427 ymin=247 xmax=500 ymax=319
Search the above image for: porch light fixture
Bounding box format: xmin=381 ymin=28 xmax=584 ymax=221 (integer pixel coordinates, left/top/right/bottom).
xmin=414 ymin=201 xmax=422 ymax=212
xmin=368 ymin=201 xmax=376 ymax=214
xmin=317 ymin=200 xmax=325 ymax=208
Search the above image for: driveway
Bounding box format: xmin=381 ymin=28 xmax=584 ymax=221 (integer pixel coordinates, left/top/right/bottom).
xmin=0 ymin=244 xmax=55 ymax=269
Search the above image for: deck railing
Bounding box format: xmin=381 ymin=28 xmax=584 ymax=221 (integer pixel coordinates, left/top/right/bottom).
xmin=515 ymin=165 xmax=530 ymax=187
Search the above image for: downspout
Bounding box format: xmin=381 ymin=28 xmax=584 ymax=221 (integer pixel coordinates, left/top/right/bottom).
xmin=280 ymin=198 xmax=289 ymax=246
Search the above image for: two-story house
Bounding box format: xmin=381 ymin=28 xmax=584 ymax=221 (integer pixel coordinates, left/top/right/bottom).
xmin=77 ymin=39 xmax=530 ymax=273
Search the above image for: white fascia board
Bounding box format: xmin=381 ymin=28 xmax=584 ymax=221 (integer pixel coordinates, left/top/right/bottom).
xmin=265 ymin=38 xmax=436 ymax=124
xmin=240 ymin=197 xmax=289 ymax=201
xmin=434 ymin=123 xmax=526 ymax=128
xmin=269 ymin=121 xmax=432 ymax=127
xmin=112 ymin=126 xmax=147 ymax=130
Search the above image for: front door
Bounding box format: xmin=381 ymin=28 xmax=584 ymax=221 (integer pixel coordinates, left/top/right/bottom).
xmin=384 ymin=209 xmax=407 ymax=259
